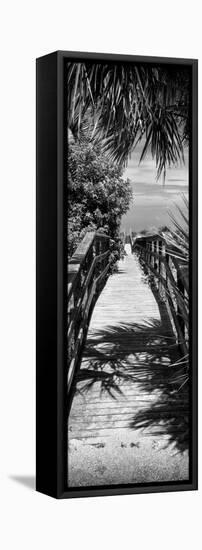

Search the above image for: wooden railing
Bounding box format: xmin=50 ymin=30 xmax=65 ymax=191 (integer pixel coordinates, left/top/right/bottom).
xmin=68 ymin=231 xmax=112 ymax=393
xmin=134 ymin=235 xmax=189 ymax=356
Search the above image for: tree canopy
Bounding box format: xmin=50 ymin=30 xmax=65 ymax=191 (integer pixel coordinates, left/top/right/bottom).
xmin=68 ymin=139 xmax=132 ymax=261
xmin=67 ymin=62 xmax=190 ymax=181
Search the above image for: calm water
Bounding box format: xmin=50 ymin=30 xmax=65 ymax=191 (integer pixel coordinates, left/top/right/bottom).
xmin=121 ymin=144 xmax=189 ymax=233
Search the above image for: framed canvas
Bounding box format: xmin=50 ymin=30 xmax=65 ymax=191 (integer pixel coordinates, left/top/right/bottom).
xmin=36 ymin=51 xmax=198 ymax=499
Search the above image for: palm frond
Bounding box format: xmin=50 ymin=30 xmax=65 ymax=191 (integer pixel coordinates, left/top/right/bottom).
xmin=67 ymin=62 xmax=190 ymax=176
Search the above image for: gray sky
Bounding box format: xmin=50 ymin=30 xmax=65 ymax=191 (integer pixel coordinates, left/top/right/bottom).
xmin=121 ymin=143 xmax=189 ymax=233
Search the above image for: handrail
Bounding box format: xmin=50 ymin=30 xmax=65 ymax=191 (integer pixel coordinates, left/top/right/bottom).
xmin=68 ymin=232 xmax=110 ymax=298
xmin=134 ymin=236 xmax=189 ymax=356
xmin=67 ymin=231 xmax=112 ymax=393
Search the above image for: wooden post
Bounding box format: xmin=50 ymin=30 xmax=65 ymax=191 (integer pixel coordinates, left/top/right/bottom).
xmin=177 ymin=271 xmax=185 ymax=342
xmin=156 ymin=240 xmax=159 ymax=290
xmin=159 ymin=241 xmax=166 ymax=299
xmin=151 ymin=241 xmax=154 ymax=268
xmin=165 ymin=251 xmax=169 ymax=294
xmin=146 ymin=242 xmax=149 ymax=264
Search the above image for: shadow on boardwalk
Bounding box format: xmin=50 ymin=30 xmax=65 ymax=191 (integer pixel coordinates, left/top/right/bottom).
xmin=71 ymin=301 xmax=189 ymax=454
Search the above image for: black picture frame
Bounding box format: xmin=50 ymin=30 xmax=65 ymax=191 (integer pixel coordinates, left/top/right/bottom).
xmin=36 ymin=50 xmax=198 ymax=499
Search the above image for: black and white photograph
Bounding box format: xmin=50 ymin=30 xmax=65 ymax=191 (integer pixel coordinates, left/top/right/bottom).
xmin=1 ymin=0 xmax=201 ymax=545
xmin=67 ymin=59 xmax=194 ymax=489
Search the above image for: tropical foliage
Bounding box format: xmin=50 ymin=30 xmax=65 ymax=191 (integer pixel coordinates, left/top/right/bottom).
xmin=68 ymin=139 xmax=132 ymax=263
xmin=161 ymin=196 xmax=189 ymax=388
xmin=161 ymin=195 xmax=189 ymax=263
xmin=135 ymin=196 xmax=189 ymax=388
xmin=67 ymin=62 xmax=190 ymax=180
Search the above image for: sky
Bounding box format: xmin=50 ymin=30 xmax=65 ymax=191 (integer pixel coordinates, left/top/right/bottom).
xmin=121 ymin=142 xmax=189 ymax=233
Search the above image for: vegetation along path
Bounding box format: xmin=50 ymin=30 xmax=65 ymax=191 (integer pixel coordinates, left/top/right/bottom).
xmin=68 ymin=248 xmax=189 ymax=487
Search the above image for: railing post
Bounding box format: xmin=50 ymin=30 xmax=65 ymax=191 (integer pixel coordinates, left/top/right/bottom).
xmin=151 ymin=241 xmax=154 ymax=268
xmin=155 ymin=240 xmax=159 ymax=290
xmin=165 ymin=250 xmax=170 ymax=293
xmin=146 ymin=242 xmax=148 ymax=263
xmin=159 ymin=240 xmax=166 ymax=300
xmin=177 ymin=271 xmax=185 ymax=343
xmin=104 ymin=237 xmax=109 ymax=268
xmin=184 ymin=287 xmax=189 ymax=347
xmin=153 ymin=240 xmax=158 ymax=289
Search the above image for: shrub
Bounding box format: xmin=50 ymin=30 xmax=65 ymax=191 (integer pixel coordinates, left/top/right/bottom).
xmin=67 ymin=140 xmax=132 ymax=265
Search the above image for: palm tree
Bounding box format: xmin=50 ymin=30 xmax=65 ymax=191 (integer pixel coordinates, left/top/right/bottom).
xmin=67 ymin=62 xmax=190 ymax=180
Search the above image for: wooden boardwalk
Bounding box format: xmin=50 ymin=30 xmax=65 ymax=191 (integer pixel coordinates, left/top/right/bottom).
xmin=68 ymin=249 xmax=189 ymax=487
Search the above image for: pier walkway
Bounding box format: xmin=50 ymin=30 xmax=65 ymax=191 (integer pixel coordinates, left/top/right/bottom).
xmin=68 ymin=248 xmax=189 ymax=487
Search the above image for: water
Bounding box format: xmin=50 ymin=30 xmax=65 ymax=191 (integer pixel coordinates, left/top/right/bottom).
xmin=121 ymin=144 xmax=189 ymax=233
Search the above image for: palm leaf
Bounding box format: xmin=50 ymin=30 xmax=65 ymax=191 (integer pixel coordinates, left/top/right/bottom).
xmin=67 ymin=62 xmax=190 ymax=176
